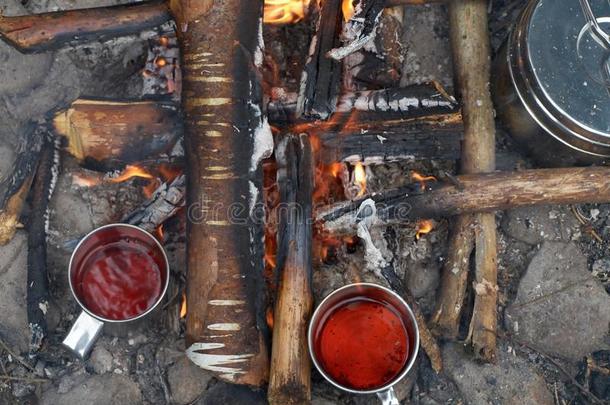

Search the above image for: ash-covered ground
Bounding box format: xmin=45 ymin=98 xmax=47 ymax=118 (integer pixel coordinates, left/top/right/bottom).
xmin=0 ymin=0 xmax=608 ymax=404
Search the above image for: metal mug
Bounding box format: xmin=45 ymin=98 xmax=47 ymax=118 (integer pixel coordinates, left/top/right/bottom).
xmin=63 ymin=223 xmax=169 ymax=358
xmin=308 ymin=283 xmax=420 ymax=405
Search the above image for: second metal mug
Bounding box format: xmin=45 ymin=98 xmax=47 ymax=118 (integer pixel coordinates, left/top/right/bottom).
xmin=308 ymin=283 xmax=420 ymax=405
xmin=63 ymin=223 xmax=169 ymax=358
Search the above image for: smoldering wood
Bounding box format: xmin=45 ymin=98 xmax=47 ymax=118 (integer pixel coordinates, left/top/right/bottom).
xmin=447 ymin=0 xmax=497 ymax=363
xmin=52 ymin=99 xmax=182 ymax=171
xmin=328 ymin=0 xmax=385 ymax=61
xmin=170 ymin=0 xmax=271 ymax=386
xmin=316 ymin=118 xmax=462 ymax=164
xmin=122 ymin=174 xmax=186 ymax=233
xmin=268 ymin=134 xmax=314 ymax=405
xmin=0 ymin=0 xmax=171 ymax=53
xmin=296 ymin=0 xmax=343 ymax=120
xmin=26 ymin=136 xmax=58 ymax=353
xmin=316 ymin=167 xmax=610 ymax=234
xmin=0 ymin=125 xmax=45 ymax=246
xmin=270 ymin=82 xmax=459 ymax=124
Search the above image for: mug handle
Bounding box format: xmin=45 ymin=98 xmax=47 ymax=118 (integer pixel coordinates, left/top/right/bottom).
xmin=62 ymin=311 xmax=104 ymax=358
xmin=376 ymin=387 xmax=400 ymax=405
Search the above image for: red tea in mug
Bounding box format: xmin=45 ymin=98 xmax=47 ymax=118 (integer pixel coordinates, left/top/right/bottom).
xmin=71 ymin=228 xmax=166 ymax=321
xmin=312 ymin=297 xmax=410 ymax=390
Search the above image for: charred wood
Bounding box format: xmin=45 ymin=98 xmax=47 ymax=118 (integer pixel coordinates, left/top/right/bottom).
xmin=122 ymin=174 xmax=185 ymax=233
xmin=26 ymin=135 xmax=59 ymax=353
xmin=170 ymin=0 xmax=271 ymax=386
xmin=297 ymin=0 xmax=343 ymax=120
xmin=270 ymin=82 xmax=459 ymax=124
xmin=268 ymin=134 xmax=314 ymax=405
xmin=52 ymin=99 xmax=182 ymax=171
xmin=0 ymin=125 xmax=45 ymax=246
xmin=328 ymin=0 xmax=385 ymax=61
xmin=0 ymin=0 xmax=171 ymax=53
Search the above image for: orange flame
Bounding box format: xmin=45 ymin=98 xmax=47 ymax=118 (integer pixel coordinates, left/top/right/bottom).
xmin=109 ymin=165 xmax=154 ymax=183
xmin=342 ymin=0 xmax=355 ymax=21
xmin=72 ymin=173 xmax=102 ymax=188
xmin=264 ymin=0 xmax=310 ymax=24
xmin=353 ymin=162 xmax=366 ymax=197
xmin=411 ymin=171 xmax=436 ymax=190
xmin=416 ymin=220 xmax=434 ymax=240
xmin=180 ymin=292 xmax=187 ymax=318
xmin=155 ymin=56 xmax=167 ymax=67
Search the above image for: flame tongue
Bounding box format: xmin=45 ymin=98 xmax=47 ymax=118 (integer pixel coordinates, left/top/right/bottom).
xmin=108 ymin=165 xmax=154 ymax=183
xmin=342 ymin=0 xmax=355 ymax=21
xmin=264 ymin=0 xmax=311 ymax=24
xmin=416 ymin=220 xmax=434 ymax=240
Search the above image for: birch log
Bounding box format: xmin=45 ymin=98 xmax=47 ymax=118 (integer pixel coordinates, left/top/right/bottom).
xmin=170 ymin=0 xmax=272 ymax=386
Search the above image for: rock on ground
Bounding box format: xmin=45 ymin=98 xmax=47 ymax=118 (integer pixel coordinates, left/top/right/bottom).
xmin=41 ymin=374 xmax=142 ymax=405
xmin=167 ymin=356 xmax=213 ymax=405
xmin=505 ymin=242 xmax=610 ymax=361
xmin=0 ymin=231 xmax=30 ymax=352
xmin=501 ymin=206 xmax=579 ymax=245
xmin=196 ymin=381 xmax=267 ymax=405
xmin=442 ymin=342 xmax=554 ymax=405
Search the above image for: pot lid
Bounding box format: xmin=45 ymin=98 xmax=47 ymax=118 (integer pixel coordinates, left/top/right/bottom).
xmin=525 ymin=0 xmax=610 ymax=138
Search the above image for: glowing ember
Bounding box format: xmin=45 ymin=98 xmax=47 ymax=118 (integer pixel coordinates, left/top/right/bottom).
xmin=353 ymin=162 xmax=367 ymax=197
xmin=342 ymin=0 xmax=355 ymax=21
xmin=266 ymin=307 xmax=274 ymax=330
xmin=72 ymin=173 xmax=101 ymax=188
xmin=264 ymin=0 xmax=310 ymax=24
xmin=155 ymin=224 xmax=164 ymax=241
xmin=159 ymin=36 xmax=169 ymax=47
xmin=108 ymin=165 xmax=154 ymax=183
xmin=415 ymin=220 xmax=434 ymax=240
xmin=411 ymin=171 xmax=436 ymax=190
xmin=155 ymin=56 xmax=167 ymax=67
xmin=180 ymin=292 xmax=187 ymax=318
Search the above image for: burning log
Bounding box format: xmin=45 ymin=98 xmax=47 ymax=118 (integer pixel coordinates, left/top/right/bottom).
xmin=0 ymin=0 xmax=171 ymax=53
xmin=316 ymin=118 xmax=462 ymax=164
xmin=0 ymin=126 xmax=45 ymax=246
xmin=316 ymin=167 xmax=610 ymax=234
xmin=170 ymin=0 xmax=271 ymax=386
xmin=328 ymin=0 xmax=385 ymax=61
xmin=444 ymin=0 xmax=497 ymax=363
xmin=27 ymin=135 xmax=59 ymax=353
xmin=268 ymin=134 xmax=314 ymax=405
xmin=270 ymin=82 xmax=459 ymax=123
xmin=297 ymin=0 xmax=343 ymax=120
xmin=122 ymin=174 xmax=185 ymax=233
xmin=53 ymin=99 xmax=182 ymax=171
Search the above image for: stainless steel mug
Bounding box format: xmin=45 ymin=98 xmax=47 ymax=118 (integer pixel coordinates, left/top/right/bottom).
xmin=308 ymin=283 xmax=420 ymax=405
xmin=63 ymin=223 xmax=169 ymax=358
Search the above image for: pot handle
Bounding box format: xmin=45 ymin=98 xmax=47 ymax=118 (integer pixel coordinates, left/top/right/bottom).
xmin=62 ymin=311 xmax=104 ymax=358
xmin=376 ymin=387 xmax=400 ymax=405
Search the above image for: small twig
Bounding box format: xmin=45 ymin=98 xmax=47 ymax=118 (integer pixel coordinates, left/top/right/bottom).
xmin=570 ymin=205 xmax=603 ymax=243
xmin=0 ymin=337 xmax=33 ymax=372
xmin=500 ymin=333 xmax=605 ymax=405
xmin=0 ymin=375 xmax=48 ymax=383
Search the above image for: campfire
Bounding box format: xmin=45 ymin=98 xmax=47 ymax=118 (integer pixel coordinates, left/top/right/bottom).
xmin=0 ymin=0 xmax=609 ymax=404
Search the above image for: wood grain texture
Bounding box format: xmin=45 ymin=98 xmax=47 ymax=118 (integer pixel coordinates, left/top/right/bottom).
xmin=268 ymin=134 xmax=314 ymax=405
xmin=171 ymin=0 xmax=271 ymax=386
xmin=0 ymin=0 xmax=170 ymax=52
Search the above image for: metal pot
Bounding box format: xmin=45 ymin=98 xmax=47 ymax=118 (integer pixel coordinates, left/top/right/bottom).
xmin=493 ymin=0 xmax=610 ymax=167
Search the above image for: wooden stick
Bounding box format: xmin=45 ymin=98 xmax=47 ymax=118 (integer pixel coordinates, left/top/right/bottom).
xmin=268 ymin=134 xmax=314 ymax=405
xmin=170 ymin=0 xmax=271 ymax=386
xmin=446 ymin=0 xmax=497 ymax=362
xmin=316 ymin=167 xmax=610 ymax=234
xmin=0 ymin=126 xmax=45 ymax=246
xmin=0 ymin=0 xmax=171 ymax=53
xmin=297 ymin=0 xmax=343 ymax=120
xmin=26 ymin=136 xmax=58 ymax=353
xmin=53 ymin=99 xmax=182 ymax=171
